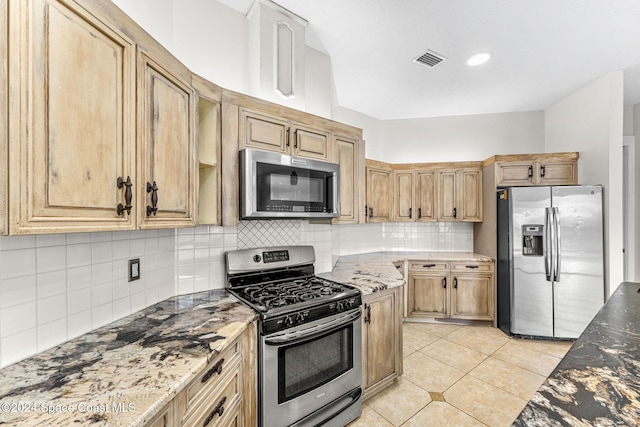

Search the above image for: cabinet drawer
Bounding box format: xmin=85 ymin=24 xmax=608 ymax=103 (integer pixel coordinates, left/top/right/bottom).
xmin=183 ymin=356 xmax=243 ymax=427
xmin=179 ymin=337 xmax=242 ymax=422
xmin=450 ymin=261 xmax=493 ymax=273
xmin=408 ymin=261 xmax=449 ymax=272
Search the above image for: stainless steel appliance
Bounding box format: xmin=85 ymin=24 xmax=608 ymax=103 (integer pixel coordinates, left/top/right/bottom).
xmin=226 ymin=246 xmax=362 ymax=427
xmin=239 ymin=148 xmax=340 ymax=219
xmin=497 ymin=185 xmax=605 ymax=339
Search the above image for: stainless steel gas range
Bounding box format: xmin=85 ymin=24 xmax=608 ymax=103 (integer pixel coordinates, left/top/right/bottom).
xmin=226 ymin=246 xmax=363 ymax=427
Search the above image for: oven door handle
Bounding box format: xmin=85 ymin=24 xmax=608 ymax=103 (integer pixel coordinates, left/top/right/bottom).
xmin=264 ymin=309 xmax=362 ymax=345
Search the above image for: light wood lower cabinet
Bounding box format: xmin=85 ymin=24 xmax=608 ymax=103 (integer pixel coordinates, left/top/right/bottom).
xmin=407 ymin=260 xmax=494 ymax=321
xmin=362 ymin=286 xmax=403 ymax=399
xmin=144 ymin=322 xmax=256 ymax=427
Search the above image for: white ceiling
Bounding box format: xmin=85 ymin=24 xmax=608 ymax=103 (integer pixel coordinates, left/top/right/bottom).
xmin=218 ymin=0 xmax=640 ymax=120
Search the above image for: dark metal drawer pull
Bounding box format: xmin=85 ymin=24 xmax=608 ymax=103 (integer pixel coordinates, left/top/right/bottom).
xmin=201 ymin=358 xmax=225 ymax=383
xmin=422 ymin=264 xmax=436 ymax=268
xmin=465 ymin=265 xmax=480 ymax=269
xmin=203 ymin=396 xmax=226 ymax=426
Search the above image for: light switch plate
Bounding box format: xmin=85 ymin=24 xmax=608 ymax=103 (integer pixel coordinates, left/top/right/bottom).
xmin=128 ymin=258 xmax=140 ymax=282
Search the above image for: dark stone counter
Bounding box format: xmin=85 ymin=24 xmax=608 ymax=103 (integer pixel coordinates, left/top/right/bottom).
xmin=513 ymin=282 xmax=640 ymax=426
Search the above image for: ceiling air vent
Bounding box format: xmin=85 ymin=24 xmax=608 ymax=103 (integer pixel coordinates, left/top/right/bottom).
xmin=413 ymin=50 xmax=447 ymax=68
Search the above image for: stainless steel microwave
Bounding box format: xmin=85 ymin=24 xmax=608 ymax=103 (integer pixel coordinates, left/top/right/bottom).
xmin=239 ymin=148 xmax=340 ymax=219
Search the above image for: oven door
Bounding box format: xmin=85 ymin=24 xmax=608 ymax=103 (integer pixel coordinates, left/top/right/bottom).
xmin=260 ymin=308 xmax=362 ymax=427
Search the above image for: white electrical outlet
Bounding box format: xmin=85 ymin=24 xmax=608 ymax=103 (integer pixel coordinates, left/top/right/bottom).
xmin=128 ymin=258 xmax=140 ymax=282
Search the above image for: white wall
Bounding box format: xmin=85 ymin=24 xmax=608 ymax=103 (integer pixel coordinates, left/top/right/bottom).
xmin=374 ymin=111 xmax=545 ymax=163
xmin=544 ymin=71 xmax=625 ymax=296
xmin=111 ymin=0 xmax=174 ymax=52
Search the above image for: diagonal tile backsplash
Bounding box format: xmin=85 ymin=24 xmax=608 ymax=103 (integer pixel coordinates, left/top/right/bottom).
xmin=237 ymin=220 xmax=300 ymax=248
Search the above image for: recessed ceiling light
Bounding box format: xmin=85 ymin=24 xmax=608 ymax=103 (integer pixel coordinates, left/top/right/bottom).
xmin=466 ymin=52 xmax=492 ymax=67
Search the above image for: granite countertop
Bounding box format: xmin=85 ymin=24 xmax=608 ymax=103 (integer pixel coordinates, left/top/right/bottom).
xmin=513 ymin=282 xmax=640 ymax=426
xmin=318 ymin=251 xmax=491 ymax=295
xmin=0 ymin=290 xmax=256 ymax=427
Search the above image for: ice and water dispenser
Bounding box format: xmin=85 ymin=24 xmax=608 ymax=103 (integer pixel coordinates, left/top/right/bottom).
xmin=522 ymin=224 xmax=543 ymax=256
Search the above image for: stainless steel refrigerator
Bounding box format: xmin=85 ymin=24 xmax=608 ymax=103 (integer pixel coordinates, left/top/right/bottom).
xmin=497 ymin=185 xmax=604 ymax=339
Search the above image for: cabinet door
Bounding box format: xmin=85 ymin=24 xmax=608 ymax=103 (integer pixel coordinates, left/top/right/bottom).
xmin=239 ymin=108 xmax=289 ymax=154
xmin=1 ymin=0 xmax=7 ymax=235
xmin=363 ymin=287 xmax=403 ymax=398
xmin=138 ymin=52 xmax=196 ymax=229
xmin=333 ymin=135 xmax=361 ymax=224
xmin=9 ymin=0 xmax=136 ymax=234
xmin=415 ymin=170 xmax=436 ymax=222
xmin=145 ymin=401 xmax=175 ymax=427
xmin=495 ymin=162 xmax=535 ymax=186
xmin=392 ymin=171 xmax=414 ymax=221
xmin=291 ymin=123 xmax=330 ymax=160
xmin=366 ymin=167 xmax=391 ymax=222
xmin=537 ymin=160 xmax=577 ymax=186
xmin=437 ymin=169 xmax=458 ymax=221
xmin=458 ymin=169 xmax=482 ymax=222
xmin=408 ymin=273 xmax=449 ymax=318
xmin=450 ymin=275 xmax=494 ymax=320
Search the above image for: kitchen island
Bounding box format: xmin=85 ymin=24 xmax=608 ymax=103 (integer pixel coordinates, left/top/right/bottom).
xmin=0 ymin=290 xmax=256 ymax=426
xmin=513 ymin=281 xmax=640 ymax=426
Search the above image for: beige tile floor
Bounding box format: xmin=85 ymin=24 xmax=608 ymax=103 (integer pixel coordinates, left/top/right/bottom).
xmin=349 ymin=322 xmax=573 ymax=427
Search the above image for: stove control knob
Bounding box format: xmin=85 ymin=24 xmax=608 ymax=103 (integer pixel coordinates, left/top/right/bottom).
xmin=284 ymin=315 xmax=294 ymax=326
xmin=253 ymin=254 xmax=262 ymax=263
xmin=296 ymin=312 xmax=305 ymax=323
xmin=336 ymin=302 xmax=344 ymax=311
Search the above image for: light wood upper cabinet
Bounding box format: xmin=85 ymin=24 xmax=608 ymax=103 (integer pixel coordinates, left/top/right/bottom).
xmin=492 ymin=153 xmax=578 ymax=187
xmin=8 ymin=0 xmax=137 ymax=234
xmin=1 ymin=0 xmax=7 ymax=235
xmin=362 ymin=286 xmax=403 ymax=399
xmin=392 ymin=170 xmax=415 ymax=221
xmin=333 ymin=135 xmax=365 ymax=224
xmin=437 ymin=168 xmax=482 ymax=222
xmin=415 ymin=170 xmax=437 ymax=222
xmin=365 ymin=160 xmax=392 ymax=222
xmin=239 ymin=108 xmax=331 ymax=161
xmin=193 ymin=74 xmax=222 ymax=226
xmin=137 ymin=51 xmax=196 ymax=229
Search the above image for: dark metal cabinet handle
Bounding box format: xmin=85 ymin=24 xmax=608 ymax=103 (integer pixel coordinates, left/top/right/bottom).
xmin=409 ymin=207 xmax=412 ymax=219
xmin=540 ymin=165 xmax=546 ymax=178
xmin=116 ymin=176 xmax=133 ymax=216
xmin=364 ymin=205 xmax=368 ymax=218
xmin=423 ymin=264 xmax=436 ymax=268
xmin=364 ymin=304 xmax=371 ymax=324
xmin=465 ymin=265 xmax=479 ymax=269
xmin=201 ymin=358 xmax=224 ymax=383
xmin=294 ymin=129 xmax=298 ymax=148
xmin=286 ymin=127 xmax=290 ymax=147
xmin=453 ymin=207 xmax=457 ymax=218
xmin=369 ymin=207 xmax=374 ymax=217
xmin=443 ymin=277 xmax=447 ymax=288
xmin=418 ymin=208 xmax=422 ymax=219
xmin=146 ymin=181 xmax=158 ymax=216
xmin=454 ymin=277 xmax=458 ymax=288
xmin=528 ymin=165 xmax=533 ymax=179
xmin=203 ymin=396 xmax=226 ymax=426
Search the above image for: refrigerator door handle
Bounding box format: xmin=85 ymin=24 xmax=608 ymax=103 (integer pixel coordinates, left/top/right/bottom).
xmin=545 ymin=207 xmax=553 ymax=281
xmin=553 ymin=207 xmax=561 ymax=282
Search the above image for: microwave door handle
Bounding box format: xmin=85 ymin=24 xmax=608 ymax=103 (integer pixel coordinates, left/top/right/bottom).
xmin=545 ymin=207 xmax=552 ymax=281
xmin=264 ymin=309 xmax=361 ymax=345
